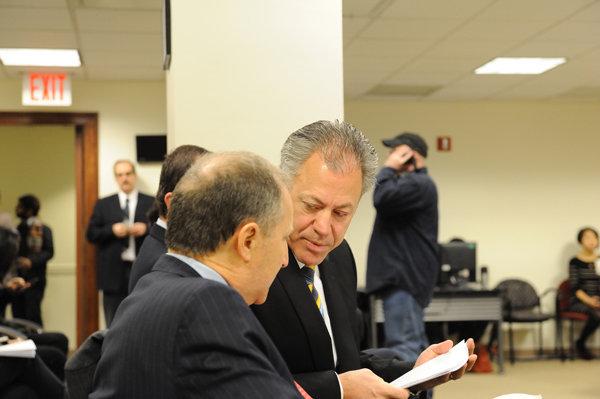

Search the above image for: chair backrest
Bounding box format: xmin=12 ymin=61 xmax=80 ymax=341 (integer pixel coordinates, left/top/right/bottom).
xmin=496 ymin=279 xmax=540 ymax=310
xmin=64 ymin=329 xmax=107 ymax=399
xmin=557 ymin=279 xmax=571 ymax=313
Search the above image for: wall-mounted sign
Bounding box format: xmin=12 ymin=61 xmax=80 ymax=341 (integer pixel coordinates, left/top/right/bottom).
xmin=22 ymin=73 xmax=72 ymax=106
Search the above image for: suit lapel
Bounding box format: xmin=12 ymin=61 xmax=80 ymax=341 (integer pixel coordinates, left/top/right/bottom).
xmin=278 ymin=250 xmax=335 ymax=371
xmin=320 ymin=256 xmax=361 ymax=372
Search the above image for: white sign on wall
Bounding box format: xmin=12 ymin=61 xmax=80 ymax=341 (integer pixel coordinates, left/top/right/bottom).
xmin=22 ymin=73 xmax=72 ymax=106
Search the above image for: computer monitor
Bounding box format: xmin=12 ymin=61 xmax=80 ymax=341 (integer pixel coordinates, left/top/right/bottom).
xmin=437 ymin=241 xmax=477 ymax=288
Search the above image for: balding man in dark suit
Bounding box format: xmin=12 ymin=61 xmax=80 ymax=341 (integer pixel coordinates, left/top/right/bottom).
xmin=90 ymin=152 xmax=304 ymax=399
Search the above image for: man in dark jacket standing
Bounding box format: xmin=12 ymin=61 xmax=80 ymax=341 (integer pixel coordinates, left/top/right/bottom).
xmin=87 ymin=160 xmax=153 ymax=327
xmin=366 ymin=132 xmax=439 ymax=362
xmin=13 ymin=194 xmax=53 ymax=326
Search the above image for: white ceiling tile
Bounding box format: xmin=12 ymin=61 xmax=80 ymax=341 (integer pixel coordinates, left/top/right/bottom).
xmin=81 ymin=51 xmax=162 ymax=68
xmin=86 ymin=67 xmax=164 ymax=80
xmin=381 ymin=0 xmax=495 ymax=19
xmin=402 ymin=56 xmax=491 ymax=73
xmin=476 ymin=0 xmax=596 ymax=21
xmin=361 ymin=18 xmax=464 ymax=40
xmin=81 ymin=0 xmax=162 ymax=10
xmin=344 ymin=55 xmax=411 ymax=73
xmin=451 ymin=74 xmax=532 ymax=91
xmin=0 ymin=31 xmax=77 ymax=48
xmin=535 ymin=21 xmax=600 ymax=42
xmin=0 ymin=7 xmax=72 ymax=30
xmin=344 ymin=38 xmax=435 ymax=57
xmin=385 ymin=70 xmax=464 ymax=86
xmin=570 ymin=1 xmax=600 ymax=22
xmin=424 ymin=39 xmax=517 ymax=58
xmin=427 ymin=85 xmax=501 ymax=100
xmin=0 ymin=0 xmax=66 ymax=7
xmin=80 ymin=32 xmax=162 ymax=52
xmin=75 ymin=9 xmax=162 ymax=33
xmin=343 ymin=16 xmax=371 ymax=42
xmin=448 ymin=20 xmax=553 ymax=40
xmin=504 ymin=41 xmax=598 ymax=58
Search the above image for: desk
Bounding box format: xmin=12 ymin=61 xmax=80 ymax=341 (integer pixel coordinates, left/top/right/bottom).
xmin=369 ymin=289 xmax=504 ymax=374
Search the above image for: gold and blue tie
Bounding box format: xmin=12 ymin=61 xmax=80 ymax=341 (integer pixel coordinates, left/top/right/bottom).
xmin=301 ymin=265 xmax=324 ymax=315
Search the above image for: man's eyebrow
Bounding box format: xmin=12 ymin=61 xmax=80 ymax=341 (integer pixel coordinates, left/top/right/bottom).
xmin=301 ymin=194 xmax=354 ymax=210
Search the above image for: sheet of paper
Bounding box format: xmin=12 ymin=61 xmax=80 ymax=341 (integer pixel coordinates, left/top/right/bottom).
xmin=0 ymin=339 xmax=37 ymax=358
xmin=493 ymin=395 xmax=541 ymax=399
xmin=391 ymin=340 xmax=469 ymax=389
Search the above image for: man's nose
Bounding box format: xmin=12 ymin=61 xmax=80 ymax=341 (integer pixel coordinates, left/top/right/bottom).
xmin=312 ymin=212 xmax=331 ymax=236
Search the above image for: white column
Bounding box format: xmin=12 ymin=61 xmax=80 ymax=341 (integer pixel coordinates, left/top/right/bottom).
xmin=166 ymin=0 xmax=344 ymax=165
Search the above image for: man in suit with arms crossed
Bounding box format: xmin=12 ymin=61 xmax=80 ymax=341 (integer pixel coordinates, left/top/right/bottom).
xmin=90 ymin=151 xmax=305 ymax=399
xmin=87 ymin=160 xmax=154 ymax=327
xmin=252 ymin=120 xmax=476 ymax=399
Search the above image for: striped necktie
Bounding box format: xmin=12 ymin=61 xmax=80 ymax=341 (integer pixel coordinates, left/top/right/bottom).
xmin=301 ymin=265 xmax=323 ymax=315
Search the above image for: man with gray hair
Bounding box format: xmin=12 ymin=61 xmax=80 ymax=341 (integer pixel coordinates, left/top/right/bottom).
xmin=252 ymin=120 xmax=475 ymax=399
xmin=90 ymin=151 xmax=304 ymax=399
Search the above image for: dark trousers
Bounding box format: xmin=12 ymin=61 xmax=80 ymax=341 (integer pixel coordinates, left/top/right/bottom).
xmin=0 ymin=355 xmax=64 ymax=399
xmin=11 ymin=284 xmax=45 ymax=327
xmin=102 ymin=261 xmax=132 ymax=327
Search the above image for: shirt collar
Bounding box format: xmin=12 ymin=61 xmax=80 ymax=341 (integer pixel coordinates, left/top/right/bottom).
xmin=118 ymin=188 xmax=138 ymax=201
xmin=166 ymin=253 xmax=229 ymax=286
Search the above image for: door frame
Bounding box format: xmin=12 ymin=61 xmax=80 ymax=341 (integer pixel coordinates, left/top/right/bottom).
xmin=0 ymin=112 xmax=99 ymax=346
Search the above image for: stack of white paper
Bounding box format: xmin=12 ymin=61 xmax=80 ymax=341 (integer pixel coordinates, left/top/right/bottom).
xmin=0 ymin=339 xmax=37 ymax=358
xmin=391 ymin=340 xmax=469 ymax=389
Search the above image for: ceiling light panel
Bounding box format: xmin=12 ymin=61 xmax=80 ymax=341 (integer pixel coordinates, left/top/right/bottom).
xmin=474 ymin=57 xmax=566 ymax=74
xmin=0 ymin=48 xmax=81 ymax=67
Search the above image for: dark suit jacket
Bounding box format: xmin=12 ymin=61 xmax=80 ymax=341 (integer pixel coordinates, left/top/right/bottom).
xmin=17 ymin=222 xmax=53 ymax=286
xmin=86 ymin=193 xmax=153 ymax=291
xmin=90 ymin=255 xmax=304 ymax=399
xmin=127 ymin=222 xmax=166 ymax=294
xmin=252 ymin=240 xmax=415 ymax=399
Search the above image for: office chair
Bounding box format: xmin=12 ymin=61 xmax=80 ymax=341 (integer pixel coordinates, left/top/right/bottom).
xmin=492 ymin=279 xmax=555 ymax=363
xmin=556 ymin=279 xmax=591 ymax=360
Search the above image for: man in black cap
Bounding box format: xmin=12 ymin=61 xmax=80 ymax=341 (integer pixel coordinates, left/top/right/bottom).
xmin=366 ymin=132 xmax=439 ymax=362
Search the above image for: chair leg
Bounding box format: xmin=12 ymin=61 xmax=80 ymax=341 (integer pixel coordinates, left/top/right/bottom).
xmin=538 ymin=322 xmax=544 ymax=357
xmin=569 ymin=320 xmax=575 ymax=360
xmin=509 ymin=322 xmax=515 ymax=364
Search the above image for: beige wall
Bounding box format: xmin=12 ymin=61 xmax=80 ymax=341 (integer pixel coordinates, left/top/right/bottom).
xmin=346 ymin=99 xmax=600 ymax=349
xmin=0 ymin=79 xmax=167 ymax=347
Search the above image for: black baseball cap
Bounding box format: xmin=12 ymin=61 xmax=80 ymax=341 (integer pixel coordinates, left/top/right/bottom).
xmin=382 ymin=132 xmax=428 ymax=158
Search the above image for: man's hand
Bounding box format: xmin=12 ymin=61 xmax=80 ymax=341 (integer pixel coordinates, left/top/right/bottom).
xmin=339 ymin=368 xmax=409 ymax=399
xmin=384 ymin=145 xmax=414 ymax=172
xmin=16 ymin=257 xmax=32 ymax=269
xmin=411 ymin=339 xmax=477 ymax=392
xmin=6 ymin=277 xmax=31 ymax=292
xmin=129 ymin=222 xmax=147 ymax=237
xmin=112 ymin=222 xmax=129 ymax=238
xmin=589 ymin=295 xmax=600 ymax=308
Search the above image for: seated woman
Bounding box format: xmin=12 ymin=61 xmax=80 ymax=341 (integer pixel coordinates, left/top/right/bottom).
xmin=568 ymin=227 xmax=600 ymax=360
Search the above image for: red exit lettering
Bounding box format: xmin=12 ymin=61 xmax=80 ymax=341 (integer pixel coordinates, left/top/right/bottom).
xmin=29 ymin=74 xmax=66 ymax=102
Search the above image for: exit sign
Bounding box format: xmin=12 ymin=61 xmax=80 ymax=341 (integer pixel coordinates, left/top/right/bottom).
xmin=22 ymin=73 xmax=72 ymax=106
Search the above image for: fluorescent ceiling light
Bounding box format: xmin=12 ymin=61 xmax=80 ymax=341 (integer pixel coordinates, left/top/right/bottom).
xmin=475 ymin=57 xmax=566 ymax=75
xmin=0 ymin=48 xmax=81 ymax=67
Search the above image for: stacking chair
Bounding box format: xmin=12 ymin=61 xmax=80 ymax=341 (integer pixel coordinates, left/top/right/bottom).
xmin=494 ymin=279 xmax=555 ymax=363
xmin=556 ymin=279 xmax=590 ymax=360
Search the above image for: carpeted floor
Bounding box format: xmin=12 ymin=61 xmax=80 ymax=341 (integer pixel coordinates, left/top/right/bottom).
xmin=433 ymin=358 xmax=598 ymax=399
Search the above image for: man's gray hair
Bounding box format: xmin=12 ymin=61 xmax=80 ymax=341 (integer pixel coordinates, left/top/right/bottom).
xmin=166 ymin=151 xmax=289 ymax=256
xmin=280 ymin=120 xmax=378 ymax=196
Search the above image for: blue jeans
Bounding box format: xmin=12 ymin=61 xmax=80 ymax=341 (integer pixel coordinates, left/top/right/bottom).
xmin=382 ymin=288 xmax=429 ymax=362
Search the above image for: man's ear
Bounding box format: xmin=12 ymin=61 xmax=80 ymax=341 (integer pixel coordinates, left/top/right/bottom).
xmin=236 ymin=222 xmax=260 ymax=262
xmin=164 ymin=192 xmax=173 ymax=208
